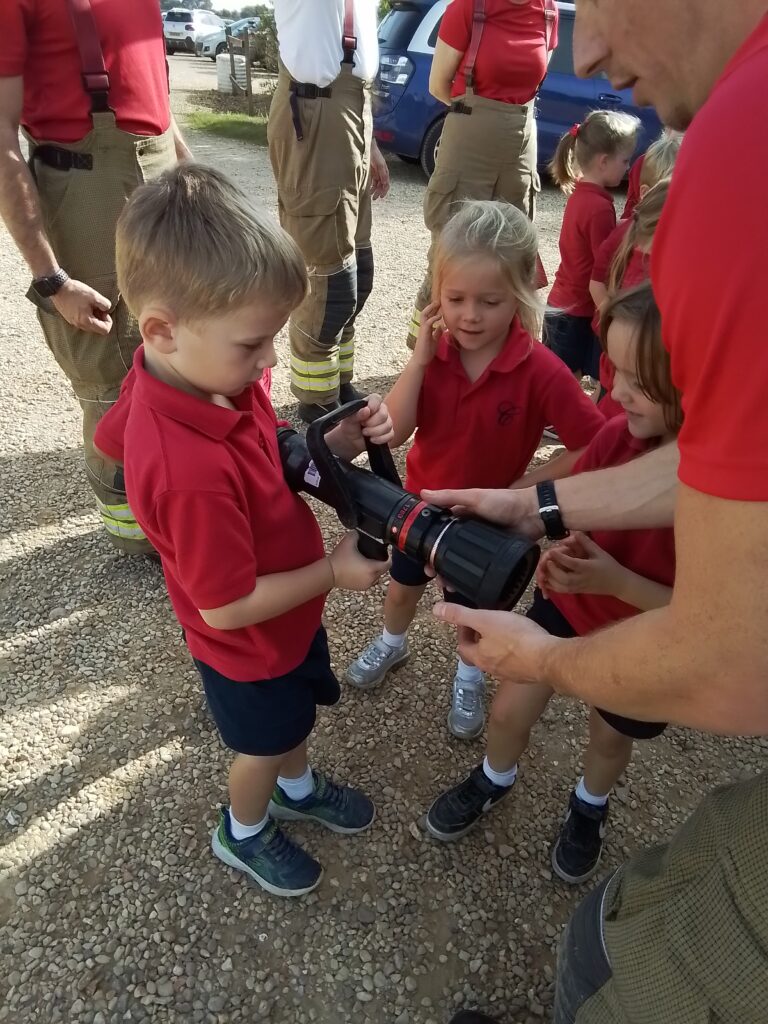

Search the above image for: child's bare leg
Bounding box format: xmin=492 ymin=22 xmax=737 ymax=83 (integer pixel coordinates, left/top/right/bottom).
xmin=228 ymin=751 xmax=286 ymax=827
xmin=383 ymin=580 xmax=426 ymax=635
xmin=582 ymin=709 xmax=633 ymax=798
xmin=485 ymin=677 xmax=554 ymax=774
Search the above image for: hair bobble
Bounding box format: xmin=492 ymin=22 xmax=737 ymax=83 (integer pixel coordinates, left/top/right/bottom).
xmin=569 ymin=123 xmax=581 ymax=138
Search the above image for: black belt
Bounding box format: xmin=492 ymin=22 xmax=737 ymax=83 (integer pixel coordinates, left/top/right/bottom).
xmin=32 ymin=144 xmax=93 ymax=171
xmin=289 ymin=81 xmax=333 ymax=142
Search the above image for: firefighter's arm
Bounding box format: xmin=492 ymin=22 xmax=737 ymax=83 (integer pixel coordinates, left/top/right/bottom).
xmin=429 ymin=38 xmax=463 ymax=105
xmin=0 ymin=76 xmax=112 ymax=334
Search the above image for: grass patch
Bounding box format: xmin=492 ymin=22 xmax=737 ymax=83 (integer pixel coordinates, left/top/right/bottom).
xmin=186 ymin=110 xmax=268 ymax=145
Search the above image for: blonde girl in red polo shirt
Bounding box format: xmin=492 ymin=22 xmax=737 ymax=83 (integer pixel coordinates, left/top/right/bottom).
xmin=345 ymin=200 xmax=604 ymax=739
xmin=426 ymin=282 xmax=681 ymax=886
xmin=545 ymin=109 xmax=640 ymax=387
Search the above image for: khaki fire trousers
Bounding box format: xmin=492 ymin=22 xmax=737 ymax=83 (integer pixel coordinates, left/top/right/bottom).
xmin=27 ymin=112 xmax=175 ymax=553
xmin=268 ymin=65 xmax=373 ymax=405
xmin=408 ymin=94 xmax=538 ymax=347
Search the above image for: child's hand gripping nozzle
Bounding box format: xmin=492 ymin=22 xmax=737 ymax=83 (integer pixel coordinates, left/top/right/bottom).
xmin=277 ymin=400 xmax=540 ymax=610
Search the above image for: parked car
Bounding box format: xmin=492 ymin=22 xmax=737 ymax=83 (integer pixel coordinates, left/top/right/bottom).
xmin=373 ymin=0 xmax=661 ymax=177
xmin=164 ymin=8 xmax=224 ymax=55
xmin=195 ymin=17 xmax=261 ymax=60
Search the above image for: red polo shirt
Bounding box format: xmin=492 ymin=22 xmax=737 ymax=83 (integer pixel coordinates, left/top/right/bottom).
xmin=440 ymin=0 xmax=558 ymax=106
xmin=0 ymin=0 xmax=170 ymax=142
xmin=621 ymin=155 xmax=645 ymax=219
xmin=94 ymin=349 xmax=325 ymax=682
xmin=551 ymin=416 xmax=675 ymax=635
xmin=405 ymin=320 xmax=604 ymax=493
xmin=549 ymin=182 xmax=617 ymax=317
xmin=653 ymin=15 xmax=768 ymax=501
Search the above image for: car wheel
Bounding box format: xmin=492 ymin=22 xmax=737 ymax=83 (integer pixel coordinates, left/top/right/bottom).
xmin=398 ymin=155 xmax=420 ymax=166
xmin=420 ymin=117 xmax=445 ymax=178
xmin=215 ymin=42 xmax=227 ymax=57
xmin=166 ymin=45 xmax=174 ymax=55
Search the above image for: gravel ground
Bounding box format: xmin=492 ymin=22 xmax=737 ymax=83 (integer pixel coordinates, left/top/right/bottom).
xmin=1 ymin=58 xmax=765 ymax=1024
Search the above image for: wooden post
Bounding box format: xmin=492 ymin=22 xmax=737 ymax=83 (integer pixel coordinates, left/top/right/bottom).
xmin=227 ymin=28 xmax=237 ymax=97
xmin=243 ymin=31 xmax=254 ymax=116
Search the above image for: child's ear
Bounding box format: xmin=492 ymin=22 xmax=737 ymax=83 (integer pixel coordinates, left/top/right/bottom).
xmin=139 ymin=307 xmax=177 ymax=353
xmin=638 ymin=183 xmax=650 ymax=199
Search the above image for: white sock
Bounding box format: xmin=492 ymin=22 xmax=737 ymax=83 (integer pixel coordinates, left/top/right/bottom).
xmin=382 ymin=627 xmax=406 ymax=650
xmin=482 ymin=756 xmax=517 ymax=788
xmin=575 ymin=776 xmax=609 ymax=807
xmin=456 ymin=655 xmax=483 ymax=683
xmin=278 ymin=766 xmax=315 ymax=801
xmin=228 ymin=808 xmax=269 ymax=841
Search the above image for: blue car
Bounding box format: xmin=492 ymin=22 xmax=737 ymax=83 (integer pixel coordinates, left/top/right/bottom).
xmin=373 ymin=0 xmax=661 ymax=177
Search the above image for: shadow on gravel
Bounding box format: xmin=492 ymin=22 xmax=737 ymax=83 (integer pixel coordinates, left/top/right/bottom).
xmin=0 ymin=447 xmax=94 ymax=533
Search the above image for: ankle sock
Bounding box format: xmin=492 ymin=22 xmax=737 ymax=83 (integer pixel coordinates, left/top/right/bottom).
xmin=278 ymin=766 xmax=315 ymax=801
xmin=228 ymin=808 xmax=269 ymax=841
xmin=456 ymin=656 xmax=483 ymax=684
xmin=382 ymin=627 xmax=406 ymax=650
xmin=482 ymin=756 xmax=517 ymax=788
xmin=575 ymin=776 xmax=609 ymax=807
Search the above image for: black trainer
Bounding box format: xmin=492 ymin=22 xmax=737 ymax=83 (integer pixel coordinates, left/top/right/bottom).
xmin=426 ymin=764 xmax=513 ymax=842
xmin=551 ymin=791 xmax=609 ymax=884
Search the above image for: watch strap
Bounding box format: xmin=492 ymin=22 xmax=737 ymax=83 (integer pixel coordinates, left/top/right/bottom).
xmin=536 ymin=480 xmax=568 ymax=541
xmin=32 ymin=268 xmax=70 ymax=297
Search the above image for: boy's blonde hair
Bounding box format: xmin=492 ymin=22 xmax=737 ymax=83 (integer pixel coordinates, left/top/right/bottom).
xmin=550 ymin=109 xmax=640 ymax=193
xmin=116 ymin=163 xmax=308 ymax=320
xmin=432 ymin=200 xmax=543 ymax=339
xmin=639 ymin=132 xmax=682 ymax=189
xmin=607 ymin=177 xmax=671 ymax=293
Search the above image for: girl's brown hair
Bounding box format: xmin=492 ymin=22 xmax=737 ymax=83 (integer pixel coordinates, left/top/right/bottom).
xmin=607 ymin=177 xmax=671 ymax=293
xmin=550 ymin=109 xmax=640 ymax=193
xmin=599 ymin=282 xmax=683 ymax=433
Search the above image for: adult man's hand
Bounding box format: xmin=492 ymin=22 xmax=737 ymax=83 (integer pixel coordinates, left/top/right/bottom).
xmin=422 ymin=486 xmax=544 ymax=539
xmin=370 ymin=141 xmax=391 ymax=200
xmin=433 ymin=600 xmax=558 ymax=683
xmin=51 ymin=278 xmax=113 ymax=335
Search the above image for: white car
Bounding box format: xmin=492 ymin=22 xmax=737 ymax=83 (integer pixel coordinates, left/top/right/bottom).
xmin=196 ymin=16 xmax=261 ymax=61
xmin=164 ymin=8 xmax=224 ymax=55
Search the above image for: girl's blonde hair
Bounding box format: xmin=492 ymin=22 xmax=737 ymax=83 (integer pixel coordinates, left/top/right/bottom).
xmin=639 ymin=132 xmax=682 ymax=189
xmin=432 ymin=200 xmax=543 ymax=339
xmin=550 ymin=109 xmax=640 ymax=193
xmin=600 ymin=282 xmax=682 ymax=434
xmin=607 ymin=177 xmax=671 ymax=293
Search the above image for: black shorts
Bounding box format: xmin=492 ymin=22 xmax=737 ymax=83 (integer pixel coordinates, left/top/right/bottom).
xmin=526 ymin=589 xmax=667 ymax=740
xmin=544 ymin=312 xmax=602 ymax=380
xmin=193 ymin=628 xmax=341 ymax=757
xmin=390 ymin=548 xmax=476 ymax=609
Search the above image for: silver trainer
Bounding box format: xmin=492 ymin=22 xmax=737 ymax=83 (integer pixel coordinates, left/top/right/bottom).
xmin=447 ymin=673 xmax=486 ymax=739
xmin=345 ymin=637 xmax=410 ymax=691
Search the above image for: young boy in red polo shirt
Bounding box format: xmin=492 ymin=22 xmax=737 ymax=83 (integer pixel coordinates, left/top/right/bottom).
xmin=94 ymin=164 xmax=394 ymax=898
xmin=426 ymin=283 xmax=680 ymax=884
xmin=345 ymin=201 xmax=604 ymax=739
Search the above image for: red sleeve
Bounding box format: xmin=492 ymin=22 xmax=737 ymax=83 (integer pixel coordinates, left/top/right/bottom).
xmin=591 ymin=221 xmax=629 ymax=286
xmin=156 ymin=491 xmax=258 ymax=609
xmin=0 ymin=0 xmax=29 ymax=77
xmin=588 ymin=203 xmax=618 ymax=271
xmin=547 ymin=2 xmax=559 ymax=50
xmin=438 ymin=0 xmax=471 ymax=51
xmin=539 ymin=350 xmax=605 ymax=450
xmin=653 ymin=59 xmax=768 ymax=500
xmin=621 ymin=156 xmax=644 ymax=219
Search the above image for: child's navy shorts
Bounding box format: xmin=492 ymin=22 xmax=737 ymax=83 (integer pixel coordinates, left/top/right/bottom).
xmin=545 ymin=312 xmax=602 ymax=380
xmin=525 ymin=589 xmax=667 ymax=740
xmin=193 ymin=627 xmax=340 ymax=757
xmin=390 ymin=549 xmax=476 ymax=608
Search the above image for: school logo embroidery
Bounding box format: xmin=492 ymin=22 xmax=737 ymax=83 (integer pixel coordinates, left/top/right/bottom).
xmin=497 ymin=401 xmax=521 ymax=426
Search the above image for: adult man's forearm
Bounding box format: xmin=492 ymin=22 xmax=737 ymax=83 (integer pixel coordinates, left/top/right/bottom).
xmin=542 ymin=603 xmax=767 ymax=736
xmin=557 ymin=441 xmax=679 ymax=532
xmin=0 ymin=130 xmax=58 ymax=278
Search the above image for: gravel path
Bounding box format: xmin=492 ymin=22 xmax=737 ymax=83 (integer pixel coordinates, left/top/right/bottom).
xmin=1 ymin=60 xmax=765 ymax=1024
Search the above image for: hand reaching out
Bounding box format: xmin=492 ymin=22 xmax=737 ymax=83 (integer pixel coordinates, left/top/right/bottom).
xmin=536 ymin=531 xmax=627 ymax=599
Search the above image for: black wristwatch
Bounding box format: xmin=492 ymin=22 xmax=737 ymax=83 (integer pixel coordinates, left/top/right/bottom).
xmin=536 ymin=480 xmax=568 ymax=541
xmin=32 ymin=268 xmax=70 ymax=298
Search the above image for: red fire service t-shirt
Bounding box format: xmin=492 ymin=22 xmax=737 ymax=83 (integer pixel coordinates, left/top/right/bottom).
xmin=0 ymin=0 xmax=170 ymax=142
xmin=440 ymin=0 xmax=558 ymax=105
xmin=549 ymin=182 xmax=617 ymax=317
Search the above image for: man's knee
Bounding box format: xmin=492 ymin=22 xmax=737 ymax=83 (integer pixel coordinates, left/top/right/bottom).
xmin=315 ymin=263 xmax=357 ymax=344
xmin=354 ymin=245 xmax=374 ymax=315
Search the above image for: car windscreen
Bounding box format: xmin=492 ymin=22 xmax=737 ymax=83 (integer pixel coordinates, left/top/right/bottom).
xmin=548 ymin=13 xmax=574 ymax=75
xmin=166 ymin=12 xmax=193 ymax=22
xmin=378 ymin=7 xmax=424 ymax=50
